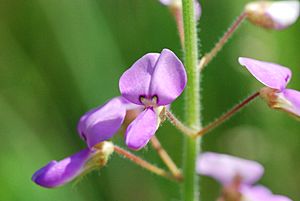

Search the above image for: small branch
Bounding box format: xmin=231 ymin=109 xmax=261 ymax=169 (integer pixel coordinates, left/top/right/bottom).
xmin=194 ymin=91 xmax=260 ymax=138
xmin=199 ymin=12 xmax=247 ymax=70
xmin=150 ymin=136 xmax=183 ymax=180
xmin=165 ymin=108 xmax=197 ymax=137
xmin=114 ymin=145 xmax=179 ymax=181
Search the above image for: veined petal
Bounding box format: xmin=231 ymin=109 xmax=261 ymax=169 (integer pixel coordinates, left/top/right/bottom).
xmin=32 ymin=148 xmax=93 ymax=188
xmin=119 ymin=53 xmax=160 ymax=105
xmin=241 ymin=185 xmax=293 ymax=201
xmin=77 ymin=97 xmax=127 ymax=148
xmin=239 ymin=57 xmax=292 ymax=91
xmin=196 ymin=152 xmax=264 ymax=185
xmin=119 ymin=49 xmax=186 ymax=106
xmin=149 ymin=49 xmax=187 ymax=106
xmin=125 ymin=108 xmax=158 ymax=150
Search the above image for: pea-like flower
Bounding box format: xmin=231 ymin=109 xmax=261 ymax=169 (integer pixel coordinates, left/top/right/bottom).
xmin=197 ymin=152 xmax=292 ymax=201
xmin=119 ymin=49 xmax=187 ymax=150
xmin=32 ymin=142 xmax=114 ymax=188
xmin=245 ymin=1 xmax=300 ymax=30
xmin=33 ymin=97 xmax=142 ymax=188
xmin=239 ymin=57 xmax=300 ymax=119
xmin=159 ymin=0 xmax=201 ymax=20
xmin=196 ymin=152 xmax=264 ymax=186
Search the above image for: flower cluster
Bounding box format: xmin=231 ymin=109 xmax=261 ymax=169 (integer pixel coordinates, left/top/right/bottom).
xmin=32 ymin=1 xmax=299 ymax=201
xmin=197 ymin=152 xmax=292 ymax=201
xmin=32 ymin=49 xmax=187 ymax=187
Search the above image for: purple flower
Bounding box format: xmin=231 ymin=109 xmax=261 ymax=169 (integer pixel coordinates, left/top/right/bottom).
xmin=119 ymin=49 xmax=187 ymax=150
xmin=32 ymin=142 xmax=114 ymax=188
xmin=78 ymin=96 xmax=141 ymax=148
xmin=241 ymin=185 xmax=292 ymax=201
xmin=196 ymin=152 xmax=264 ymax=185
xmin=159 ymin=0 xmax=201 ymax=20
xmin=239 ymin=57 xmax=300 ymax=119
xmin=197 ymin=152 xmax=293 ymax=201
xmin=245 ymin=1 xmax=300 ymax=30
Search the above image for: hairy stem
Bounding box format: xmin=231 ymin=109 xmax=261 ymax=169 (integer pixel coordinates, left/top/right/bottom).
xmin=194 ymin=92 xmax=260 ymax=138
xmin=165 ymin=108 xmax=197 ymax=137
xmin=182 ymin=0 xmax=201 ymax=200
xmin=114 ymin=146 xmax=178 ymax=181
xmin=150 ymin=136 xmax=183 ymax=180
xmin=199 ymin=12 xmax=246 ymax=70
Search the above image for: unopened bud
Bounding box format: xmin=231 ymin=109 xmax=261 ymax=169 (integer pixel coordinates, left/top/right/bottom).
xmin=245 ymin=1 xmax=300 ymax=30
xmin=32 ymin=141 xmax=114 ymax=188
xmin=260 ymin=87 xmax=300 ymax=119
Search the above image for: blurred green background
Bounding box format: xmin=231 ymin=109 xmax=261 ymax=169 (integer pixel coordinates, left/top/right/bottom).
xmin=0 ymin=0 xmax=299 ymax=200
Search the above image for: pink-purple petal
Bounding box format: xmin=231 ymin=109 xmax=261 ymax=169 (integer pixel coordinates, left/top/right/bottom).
xmin=267 ymin=1 xmax=300 ymax=30
xmin=125 ymin=108 xmax=158 ymax=150
xmin=32 ymin=148 xmax=93 ymax=188
xmin=278 ymin=89 xmax=300 ymax=117
xmin=241 ymin=185 xmax=293 ymax=201
xmin=239 ymin=57 xmax=292 ymax=91
xmin=77 ymin=97 xmax=127 ymax=148
xmin=119 ymin=53 xmax=160 ymax=105
xmin=196 ymin=152 xmax=264 ymax=185
xmin=149 ymin=49 xmax=187 ymax=105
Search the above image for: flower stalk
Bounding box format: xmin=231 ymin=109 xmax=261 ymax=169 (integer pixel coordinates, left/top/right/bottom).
xmin=182 ymin=0 xmax=201 ymax=200
xmin=150 ymin=136 xmax=183 ymax=180
xmin=194 ymin=91 xmax=260 ymax=138
xmin=199 ymin=12 xmax=247 ymax=70
xmin=113 ymin=145 xmax=178 ymax=181
xmin=165 ymin=108 xmax=197 ymax=137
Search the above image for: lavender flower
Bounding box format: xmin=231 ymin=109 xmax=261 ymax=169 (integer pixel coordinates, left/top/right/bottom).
xmin=245 ymin=1 xmax=300 ymax=30
xmin=197 ymin=152 xmax=292 ymax=201
xmin=32 ymin=142 xmax=114 ymax=188
xmin=241 ymin=185 xmax=292 ymax=201
xmin=196 ymin=152 xmax=264 ymax=185
xmin=78 ymin=96 xmax=141 ymax=148
xmin=239 ymin=57 xmax=300 ymax=119
xmin=119 ymin=49 xmax=187 ymax=150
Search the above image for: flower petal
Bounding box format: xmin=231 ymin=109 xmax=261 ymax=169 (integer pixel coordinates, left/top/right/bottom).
xmin=245 ymin=1 xmax=300 ymax=30
xmin=275 ymin=89 xmax=300 ymax=118
xmin=32 ymin=148 xmax=93 ymax=188
xmin=268 ymin=1 xmax=300 ymax=29
xmin=196 ymin=152 xmax=264 ymax=185
xmin=239 ymin=57 xmax=292 ymax=91
xmin=119 ymin=53 xmax=160 ymax=105
xmin=149 ymin=49 xmax=187 ymax=105
xmin=125 ymin=108 xmax=158 ymax=150
xmin=119 ymin=49 xmax=186 ymax=106
xmin=241 ymin=185 xmax=293 ymax=201
xmin=77 ymin=97 xmax=127 ymax=148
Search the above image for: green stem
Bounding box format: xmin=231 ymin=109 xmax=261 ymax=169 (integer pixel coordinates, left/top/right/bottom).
xmin=182 ymin=0 xmax=201 ymax=201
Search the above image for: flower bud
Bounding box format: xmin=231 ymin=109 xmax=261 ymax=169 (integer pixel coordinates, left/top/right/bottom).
xmin=245 ymin=1 xmax=300 ymax=30
xmin=260 ymin=87 xmax=300 ymax=119
xmin=32 ymin=141 xmax=114 ymax=188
